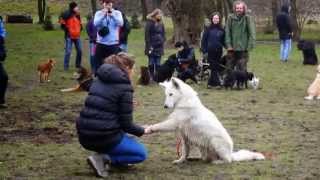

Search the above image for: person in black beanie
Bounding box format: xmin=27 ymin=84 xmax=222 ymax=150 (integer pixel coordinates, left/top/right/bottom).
xmin=0 ymin=16 xmax=8 ymax=108
xmin=201 ymin=12 xmax=225 ymax=89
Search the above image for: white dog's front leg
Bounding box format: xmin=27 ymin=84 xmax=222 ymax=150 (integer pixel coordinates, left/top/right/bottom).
xmin=173 ymin=137 xmax=189 ymax=164
xmin=151 ymin=117 xmax=178 ymax=132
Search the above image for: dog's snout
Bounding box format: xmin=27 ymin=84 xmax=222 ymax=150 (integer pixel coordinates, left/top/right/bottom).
xmin=164 ymin=105 xmax=168 ymax=109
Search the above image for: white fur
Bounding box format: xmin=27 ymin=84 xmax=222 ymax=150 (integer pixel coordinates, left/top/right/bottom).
xmin=153 ymin=78 xmax=265 ymax=164
xmin=248 ymin=76 xmax=260 ymax=90
xmin=305 ymin=65 xmax=320 ymax=100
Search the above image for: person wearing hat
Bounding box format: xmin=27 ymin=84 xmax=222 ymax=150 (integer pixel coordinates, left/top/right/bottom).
xmin=59 ymin=2 xmax=83 ymax=70
xmin=93 ymin=0 xmax=123 ymax=73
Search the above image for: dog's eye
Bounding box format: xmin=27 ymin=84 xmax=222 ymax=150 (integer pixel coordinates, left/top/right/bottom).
xmin=169 ymin=93 xmax=173 ymax=96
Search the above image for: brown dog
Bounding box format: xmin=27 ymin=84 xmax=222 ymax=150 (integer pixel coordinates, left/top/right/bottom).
xmin=37 ymin=58 xmax=56 ymax=83
xmin=304 ymin=65 xmax=320 ymax=100
xmin=61 ymin=66 xmax=93 ymax=92
xmin=137 ymin=66 xmax=150 ymax=85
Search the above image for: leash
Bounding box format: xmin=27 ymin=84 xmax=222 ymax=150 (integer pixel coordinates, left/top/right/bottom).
xmin=176 ymin=137 xmax=182 ymax=158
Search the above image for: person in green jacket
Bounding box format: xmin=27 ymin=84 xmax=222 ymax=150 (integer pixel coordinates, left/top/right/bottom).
xmin=225 ymin=0 xmax=255 ymax=72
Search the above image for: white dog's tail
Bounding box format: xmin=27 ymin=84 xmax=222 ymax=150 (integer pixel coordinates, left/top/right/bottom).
xmin=231 ymin=149 xmax=265 ymax=162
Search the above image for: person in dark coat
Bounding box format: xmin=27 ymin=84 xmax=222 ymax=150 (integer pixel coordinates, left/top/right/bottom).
xmin=201 ymin=12 xmax=225 ymax=88
xmin=144 ymin=9 xmax=166 ymax=81
xmin=175 ymin=41 xmax=198 ymax=84
xmin=276 ymin=5 xmax=293 ymax=62
xmin=76 ymin=53 xmax=148 ymax=177
xmin=0 ymin=16 xmax=8 ymax=109
xmin=86 ymin=14 xmax=97 ymax=73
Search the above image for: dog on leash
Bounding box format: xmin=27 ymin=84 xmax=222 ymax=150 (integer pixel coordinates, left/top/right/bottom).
xmin=297 ymin=40 xmax=318 ymax=65
xmin=154 ymin=54 xmax=178 ymax=83
xmin=147 ymin=78 xmax=265 ymax=164
xmin=37 ymin=58 xmax=56 ymax=83
xmin=304 ymin=65 xmax=320 ymax=100
xmin=223 ymin=70 xmax=254 ymax=89
xmin=61 ymin=66 xmax=93 ymax=92
xmin=137 ymin=66 xmax=150 ymax=85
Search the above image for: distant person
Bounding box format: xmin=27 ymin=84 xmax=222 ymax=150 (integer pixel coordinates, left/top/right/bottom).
xmin=276 ymin=5 xmax=293 ymax=63
xmin=0 ymin=16 xmax=8 ymax=109
xmin=59 ymin=2 xmax=83 ymax=70
xmin=119 ymin=11 xmax=131 ymax=52
xmin=93 ymin=0 xmax=123 ymax=73
xmin=201 ymin=12 xmax=225 ymax=89
xmin=86 ymin=14 xmax=97 ymax=73
xmin=144 ymin=9 xmax=166 ymax=81
xmin=76 ymin=53 xmax=148 ymax=178
xmin=225 ymin=0 xmax=255 ymax=72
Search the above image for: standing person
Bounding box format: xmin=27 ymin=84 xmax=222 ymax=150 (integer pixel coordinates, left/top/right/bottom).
xmin=93 ymin=0 xmax=123 ymax=73
xmin=119 ymin=11 xmax=131 ymax=52
xmin=0 ymin=16 xmax=8 ymax=109
xmin=144 ymin=9 xmax=166 ymax=81
xmin=59 ymin=2 xmax=83 ymax=71
xmin=76 ymin=53 xmax=148 ymax=178
xmin=86 ymin=14 xmax=97 ymax=73
xmin=201 ymin=12 xmax=225 ymax=89
xmin=276 ymin=5 xmax=293 ymax=63
xmin=225 ymin=0 xmax=255 ymax=72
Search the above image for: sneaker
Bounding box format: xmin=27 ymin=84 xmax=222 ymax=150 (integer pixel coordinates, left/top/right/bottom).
xmin=87 ymin=154 xmax=109 ymax=178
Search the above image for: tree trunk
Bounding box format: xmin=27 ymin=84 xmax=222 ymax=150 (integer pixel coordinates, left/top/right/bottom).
xmin=290 ymin=0 xmax=300 ymax=40
xmin=90 ymin=0 xmax=97 ymax=15
xmin=271 ymin=0 xmax=279 ymax=30
xmin=141 ymin=0 xmax=148 ymax=21
xmin=38 ymin=0 xmax=46 ymax=24
xmin=167 ymin=0 xmax=204 ymax=45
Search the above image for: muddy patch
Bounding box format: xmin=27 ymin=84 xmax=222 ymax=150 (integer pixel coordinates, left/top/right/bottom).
xmin=0 ymin=127 xmax=74 ymax=144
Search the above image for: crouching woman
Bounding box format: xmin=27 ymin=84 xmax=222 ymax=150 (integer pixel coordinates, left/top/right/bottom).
xmin=76 ymin=53 xmax=148 ymax=177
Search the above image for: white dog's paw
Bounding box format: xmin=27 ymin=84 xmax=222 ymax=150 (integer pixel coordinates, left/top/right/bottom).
xmin=304 ymin=96 xmax=314 ymax=100
xmin=212 ymin=160 xmax=225 ymax=164
xmin=172 ymin=158 xmax=186 ymax=164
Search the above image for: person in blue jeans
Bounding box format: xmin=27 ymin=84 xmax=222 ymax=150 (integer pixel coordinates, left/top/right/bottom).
xmin=59 ymin=2 xmax=83 ymax=70
xmin=86 ymin=14 xmax=97 ymax=73
xmin=76 ymin=53 xmax=148 ymax=178
xmin=276 ymin=5 xmax=293 ymax=62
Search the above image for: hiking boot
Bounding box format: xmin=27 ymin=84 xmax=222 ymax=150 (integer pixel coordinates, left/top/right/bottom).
xmin=87 ymin=154 xmax=109 ymax=178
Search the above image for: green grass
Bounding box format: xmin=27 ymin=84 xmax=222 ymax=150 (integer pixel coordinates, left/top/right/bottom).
xmin=0 ymin=20 xmax=320 ymax=180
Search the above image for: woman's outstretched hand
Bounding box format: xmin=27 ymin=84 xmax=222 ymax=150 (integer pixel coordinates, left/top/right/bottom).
xmin=143 ymin=125 xmax=153 ymax=135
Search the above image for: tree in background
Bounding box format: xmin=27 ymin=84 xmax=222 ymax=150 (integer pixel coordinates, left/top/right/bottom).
xmin=37 ymin=0 xmax=46 ymax=24
xmin=90 ymin=0 xmax=97 ymax=15
xmin=43 ymin=6 xmax=54 ymax=30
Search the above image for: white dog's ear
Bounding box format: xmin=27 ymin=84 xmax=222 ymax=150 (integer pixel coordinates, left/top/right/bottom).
xmin=171 ymin=78 xmax=180 ymax=90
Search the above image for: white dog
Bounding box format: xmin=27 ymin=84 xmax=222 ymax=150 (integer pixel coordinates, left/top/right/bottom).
xmin=304 ymin=65 xmax=320 ymax=100
xmin=147 ymin=78 xmax=265 ymax=164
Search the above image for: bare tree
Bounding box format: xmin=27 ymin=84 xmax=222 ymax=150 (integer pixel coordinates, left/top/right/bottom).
xmin=90 ymin=0 xmax=97 ymax=15
xmin=166 ymin=0 xmax=204 ymax=44
xmin=37 ymin=0 xmax=46 ymax=24
xmin=141 ymin=0 xmax=148 ymax=21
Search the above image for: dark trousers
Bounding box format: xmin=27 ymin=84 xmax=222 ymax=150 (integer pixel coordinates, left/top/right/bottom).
xmin=94 ymin=43 xmax=121 ymax=73
xmin=0 ymin=63 xmax=8 ymax=104
xmin=226 ymin=51 xmax=249 ymax=72
xmin=208 ymin=48 xmax=223 ymax=86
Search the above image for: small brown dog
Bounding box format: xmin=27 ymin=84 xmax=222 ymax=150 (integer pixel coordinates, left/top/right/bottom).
xmin=137 ymin=66 xmax=150 ymax=85
xmin=304 ymin=64 xmax=320 ymax=100
xmin=37 ymin=58 xmax=56 ymax=83
xmin=61 ymin=66 xmax=93 ymax=92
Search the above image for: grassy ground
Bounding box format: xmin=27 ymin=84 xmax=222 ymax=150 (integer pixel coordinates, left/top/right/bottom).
xmin=0 ymin=21 xmax=320 ymax=180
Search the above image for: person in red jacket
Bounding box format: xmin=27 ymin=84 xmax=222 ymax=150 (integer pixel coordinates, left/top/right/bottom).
xmin=59 ymin=2 xmax=82 ymax=70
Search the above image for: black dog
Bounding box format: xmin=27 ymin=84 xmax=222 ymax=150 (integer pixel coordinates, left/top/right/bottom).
xmin=223 ymin=70 xmax=254 ymax=89
xmin=297 ymin=40 xmax=318 ymax=65
xmin=154 ymin=54 xmax=178 ymax=82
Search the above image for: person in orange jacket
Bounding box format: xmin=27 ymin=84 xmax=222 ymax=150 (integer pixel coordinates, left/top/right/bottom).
xmin=59 ymin=2 xmax=83 ymax=70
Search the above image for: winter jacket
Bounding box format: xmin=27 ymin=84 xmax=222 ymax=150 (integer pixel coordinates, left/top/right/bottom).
xmin=144 ymin=19 xmax=166 ymax=56
xmin=59 ymin=10 xmax=82 ymax=39
xmin=177 ymin=47 xmax=197 ymax=71
xmin=94 ymin=8 xmax=123 ymax=46
xmin=225 ymin=14 xmax=256 ymax=51
xmin=86 ymin=19 xmax=97 ymax=43
xmin=76 ymin=64 xmax=144 ymax=153
xmin=276 ymin=6 xmax=293 ymax=40
xmin=201 ymin=24 xmax=225 ymax=53
xmin=119 ymin=12 xmax=131 ymax=44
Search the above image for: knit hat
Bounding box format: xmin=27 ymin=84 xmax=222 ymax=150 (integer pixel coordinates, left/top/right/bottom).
xmin=69 ymin=2 xmax=78 ymax=11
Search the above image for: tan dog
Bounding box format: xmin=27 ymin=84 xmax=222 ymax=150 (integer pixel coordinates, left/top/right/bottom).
xmin=37 ymin=58 xmax=56 ymax=83
xmin=137 ymin=66 xmax=150 ymax=85
xmin=305 ymin=65 xmax=320 ymax=100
